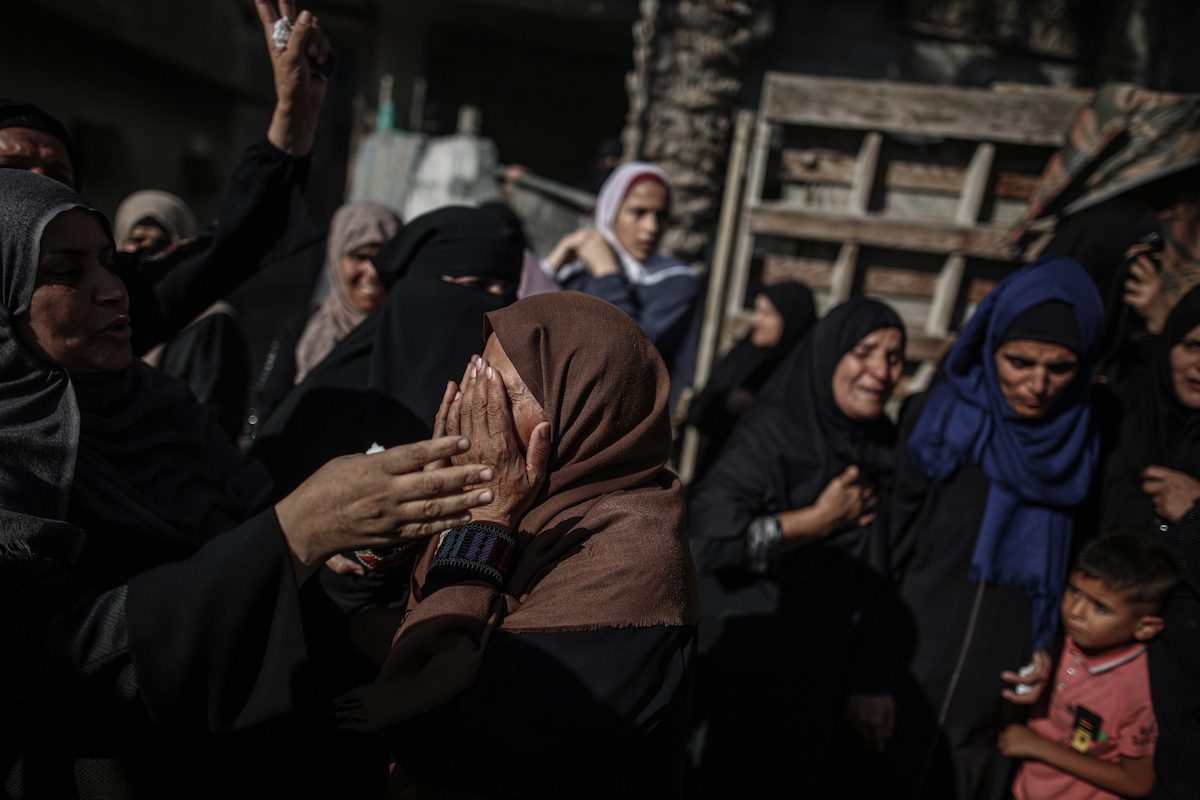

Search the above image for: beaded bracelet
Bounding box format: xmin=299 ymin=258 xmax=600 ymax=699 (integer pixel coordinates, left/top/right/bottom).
xmin=426 ymin=522 xmax=517 ymax=592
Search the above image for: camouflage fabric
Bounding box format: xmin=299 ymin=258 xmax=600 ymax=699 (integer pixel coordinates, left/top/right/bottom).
xmin=1018 ymin=83 xmax=1200 ymax=301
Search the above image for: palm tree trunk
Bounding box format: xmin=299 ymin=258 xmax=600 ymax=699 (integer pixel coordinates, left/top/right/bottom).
xmin=622 ymin=0 xmax=764 ymax=265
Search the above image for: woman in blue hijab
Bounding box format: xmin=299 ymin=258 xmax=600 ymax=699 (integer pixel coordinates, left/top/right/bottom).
xmin=881 ymin=254 xmax=1103 ymax=800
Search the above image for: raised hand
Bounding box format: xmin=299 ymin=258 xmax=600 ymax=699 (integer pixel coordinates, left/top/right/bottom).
xmin=1123 ymin=244 xmax=1171 ymax=335
xmin=545 ymin=229 xmax=620 ymax=277
xmin=254 ymin=0 xmax=334 ymax=156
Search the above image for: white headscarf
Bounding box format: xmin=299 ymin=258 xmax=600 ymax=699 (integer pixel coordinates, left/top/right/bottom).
xmin=559 ymin=161 xmax=695 ymax=286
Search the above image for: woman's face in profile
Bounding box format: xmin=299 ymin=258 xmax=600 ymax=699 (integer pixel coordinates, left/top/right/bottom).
xmin=750 ymin=293 xmax=784 ymax=348
xmin=831 ymin=327 xmax=904 ymax=421
xmin=993 ymin=339 xmax=1079 ymax=418
xmin=612 ymin=180 xmax=668 ymax=262
xmin=339 ymin=242 xmax=386 ymax=313
xmin=1170 ymin=322 xmax=1200 ymax=409
xmin=17 ymin=209 xmax=132 ymax=374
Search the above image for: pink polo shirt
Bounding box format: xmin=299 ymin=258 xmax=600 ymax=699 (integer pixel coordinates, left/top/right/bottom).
xmin=1013 ymin=637 xmax=1158 ymax=800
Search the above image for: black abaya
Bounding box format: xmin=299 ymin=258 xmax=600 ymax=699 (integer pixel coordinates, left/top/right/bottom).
xmin=1098 ymin=284 xmax=1200 ymax=534
xmin=885 ymin=392 xmax=1033 ymax=800
xmin=688 ymin=298 xmax=904 ymax=796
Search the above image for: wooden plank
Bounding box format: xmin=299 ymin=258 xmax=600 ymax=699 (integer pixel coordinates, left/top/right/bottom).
xmin=926 ymin=254 xmax=965 ymax=336
xmin=847 ymin=132 xmax=882 ymax=215
xmin=762 ymin=254 xmax=833 ymax=287
xmin=760 ymin=72 xmax=1086 ymax=146
xmin=748 ymin=205 xmax=1019 ymax=260
xmin=780 ymin=149 xmax=1041 ymax=202
xmin=781 ymin=148 xmax=857 ymax=184
xmin=863 ymin=265 xmax=940 ymax=298
xmin=826 ymin=243 xmax=859 ymax=310
xmin=907 ymin=361 xmax=941 ymax=394
xmin=695 ymin=110 xmax=755 ymax=389
xmin=967 ymin=277 xmax=997 ymax=303
xmin=724 ymin=118 xmax=774 ymax=353
xmin=995 ymin=172 xmax=1040 ymax=201
xmin=955 ymin=142 xmax=995 ymax=225
xmin=680 ymin=111 xmax=756 ymax=484
xmin=906 ymin=334 xmax=954 ymax=362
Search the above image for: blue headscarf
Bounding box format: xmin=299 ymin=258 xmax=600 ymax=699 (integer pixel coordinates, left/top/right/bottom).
xmin=907 ymin=255 xmax=1103 ymax=650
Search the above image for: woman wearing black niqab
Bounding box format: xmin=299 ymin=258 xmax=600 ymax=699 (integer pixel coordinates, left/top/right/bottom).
xmin=688 ymin=298 xmax=906 ymax=796
xmin=252 ymin=205 xmax=524 ymax=496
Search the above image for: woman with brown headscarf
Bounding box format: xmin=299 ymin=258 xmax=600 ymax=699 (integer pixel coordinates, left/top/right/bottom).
xmin=338 ymin=291 xmax=699 ymax=797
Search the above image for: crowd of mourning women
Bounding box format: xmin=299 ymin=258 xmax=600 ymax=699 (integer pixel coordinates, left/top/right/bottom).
xmin=1 ymin=2 xmax=1199 ymax=799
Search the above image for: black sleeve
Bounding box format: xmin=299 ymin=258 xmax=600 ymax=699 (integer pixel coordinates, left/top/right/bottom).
xmin=159 ymin=312 xmax=251 ymax=442
xmin=688 ymin=409 xmax=787 ymax=576
xmin=122 ymin=139 xmax=318 ymax=355
xmin=0 ymin=509 xmax=312 ymax=747
xmin=244 ymin=309 xmax=307 ymax=444
xmin=388 ymin=624 xmax=696 ymax=798
xmin=126 ymin=509 xmax=315 ymax=733
xmin=885 ymin=392 xmax=934 ymax=580
xmin=1 ymin=559 xmax=141 ymax=744
xmin=1149 ymin=502 xmax=1200 ymax=799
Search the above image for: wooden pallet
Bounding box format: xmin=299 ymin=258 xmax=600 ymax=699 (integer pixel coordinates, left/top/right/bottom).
xmin=680 ymin=74 xmax=1091 ymax=481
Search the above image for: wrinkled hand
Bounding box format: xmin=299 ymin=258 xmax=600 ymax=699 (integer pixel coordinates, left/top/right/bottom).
xmin=814 ymin=465 xmax=876 ymax=533
xmin=1143 ymin=466 xmax=1200 ymax=523
xmin=1123 ymin=244 xmax=1171 ymax=335
xmin=998 ymin=723 xmax=1044 ymax=760
xmin=445 ymin=356 xmax=551 ymax=528
xmin=846 ymin=693 xmax=895 ymax=752
xmin=545 ymin=229 xmax=620 ymax=277
xmin=255 ymin=1 xmax=333 ymax=156
xmin=426 ymin=364 xmax=476 ymax=472
xmin=275 ymin=436 xmax=493 ymax=580
xmin=1001 ymin=649 xmax=1052 ymax=705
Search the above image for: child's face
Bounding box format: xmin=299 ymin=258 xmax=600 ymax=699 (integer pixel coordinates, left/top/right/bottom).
xmin=1061 ymin=571 xmax=1161 ymax=656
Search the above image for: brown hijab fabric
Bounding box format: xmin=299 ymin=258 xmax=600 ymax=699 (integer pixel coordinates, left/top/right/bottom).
xmin=338 ymin=291 xmax=698 ymax=731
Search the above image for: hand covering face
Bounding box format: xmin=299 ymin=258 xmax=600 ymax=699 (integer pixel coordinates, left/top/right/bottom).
xmin=337 ymin=292 xmax=698 ymax=731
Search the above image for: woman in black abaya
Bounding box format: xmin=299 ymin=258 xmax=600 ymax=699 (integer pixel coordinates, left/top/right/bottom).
xmin=1098 ymin=284 xmax=1200 ymax=534
xmin=689 ymin=298 xmax=906 ymax=796
xmin=0 ymin=169 xmax=492 ymax=799
xmin=686 ymin=281 xmax=816 ymax=480
xmin=1095 ymin=285 xmax=1200 ymax=799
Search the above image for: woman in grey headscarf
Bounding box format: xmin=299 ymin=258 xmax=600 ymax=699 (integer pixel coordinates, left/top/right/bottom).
xmin=0 ymin=168 xmax=491 ymax=799
xmin=293 ymin=201 xmax=401 ymax=382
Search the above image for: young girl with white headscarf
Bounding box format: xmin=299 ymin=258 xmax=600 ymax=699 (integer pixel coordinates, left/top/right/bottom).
xmin=544 ymin=162 xmax=700 ymax=377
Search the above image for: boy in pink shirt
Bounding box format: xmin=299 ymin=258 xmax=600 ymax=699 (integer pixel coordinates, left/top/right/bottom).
xmin=1000 ymin=532 xmax=1178 ymax=799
